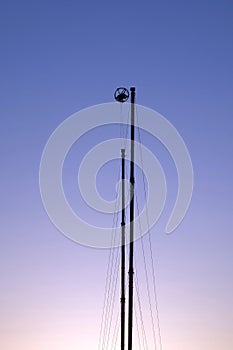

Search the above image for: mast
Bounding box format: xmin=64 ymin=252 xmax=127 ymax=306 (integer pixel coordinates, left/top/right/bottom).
xmin=128 ymin=87 xmax=135 ymax=350
xmin=114 ymin=86 xmax=136 ymax=349
xmin=121 ymin=149 xmax=126 ymax=350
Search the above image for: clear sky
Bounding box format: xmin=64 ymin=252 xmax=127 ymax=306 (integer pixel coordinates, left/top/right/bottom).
xmin=1 ymin=1 xmax=233 ymax=349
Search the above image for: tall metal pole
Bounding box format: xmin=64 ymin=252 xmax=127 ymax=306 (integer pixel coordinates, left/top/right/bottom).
xmin=128 ymin=87 xmax=135 ymax=350
xmin=121 ymin=149 xmax=126 ymax=350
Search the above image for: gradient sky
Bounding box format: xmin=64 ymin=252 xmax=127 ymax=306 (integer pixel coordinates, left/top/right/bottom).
xmin=1 ymin=1 xmax=233 ymax=349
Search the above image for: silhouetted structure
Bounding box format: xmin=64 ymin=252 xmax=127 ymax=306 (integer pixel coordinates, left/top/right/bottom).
xmin=115 ymin=87 xmax=136 ymax=350
xmin=120 ymin=148 xmax=126 ymax=350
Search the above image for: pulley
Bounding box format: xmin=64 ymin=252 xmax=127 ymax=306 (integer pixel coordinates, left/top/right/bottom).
xmin=114 ymin=87 xmax=129 ymax=103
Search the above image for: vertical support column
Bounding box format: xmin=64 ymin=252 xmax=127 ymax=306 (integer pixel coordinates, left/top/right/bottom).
xmin=128 ymin=87 xmax=135 ymax=350
xmin=121 ymin=149 xmax=126 ymax=350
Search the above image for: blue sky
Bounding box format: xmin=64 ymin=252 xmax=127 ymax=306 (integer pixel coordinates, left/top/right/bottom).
xmin=0 ymin=1 xmax=233 ymax=349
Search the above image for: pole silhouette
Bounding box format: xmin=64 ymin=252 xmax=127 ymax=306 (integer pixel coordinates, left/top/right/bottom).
xmin=121 ymin=149 xmax=126 ymax=350
xmin=128 ymin=87 xmax=135 ymax=350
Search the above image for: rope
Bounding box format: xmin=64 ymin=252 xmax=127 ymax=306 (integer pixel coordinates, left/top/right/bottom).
xmin=98 ymin=167 xmax=121 ymax=349
xmin=105 ymin=244 xmax=120 ymax=348
xmin=99 ymin=105 xmax=130 ymax=349
xmin=136 ymin=108 xmax=163 ymax=350
xmin=134 ymin=263 xmax=149 ymax=350
xmin=136 ymin=195 xmax=157 ymax=349
xmin=134 ymin=299 xmax=142 ymax=350
xmin=111 ymin=310 xmax=120 ymax=350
